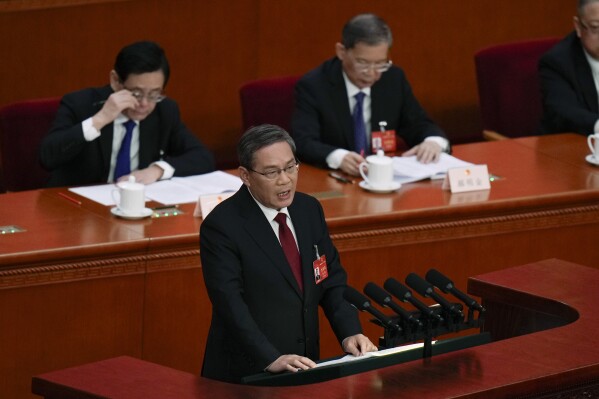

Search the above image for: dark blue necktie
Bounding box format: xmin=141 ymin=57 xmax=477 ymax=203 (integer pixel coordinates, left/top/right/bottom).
xmin=114 ymin=119 xmax=136 ymax=181
xmin=353 ymin=91 xmax=368 ymax=156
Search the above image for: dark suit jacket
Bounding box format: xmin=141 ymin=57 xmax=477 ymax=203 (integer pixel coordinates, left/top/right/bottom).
xmin=40 ymin=85 xmax=215 ymax=187
xmin=200 ymin=185 xmax=362 ymax=383
xmin=539 ymin=31 xmax=599 ymax=135
xmin=291 ymin=57 xmax=446 ymax=167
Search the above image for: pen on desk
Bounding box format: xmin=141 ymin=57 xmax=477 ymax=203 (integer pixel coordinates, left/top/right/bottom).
xmin=152 ymin=205 xmax=179 ymax=211
xmin=328 ymin=172 xmax=354 ymax=184
xmin=58 ymin=192 xmax=82 ymax=206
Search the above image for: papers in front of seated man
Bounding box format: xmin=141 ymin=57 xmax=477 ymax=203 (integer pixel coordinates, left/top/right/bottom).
xmin=69 ymin=171 xmax=242 ymax=206
xmin=393 ymin=154 xmax=473 ymax=184
xmin=314 ymin=341 xmax=435 ymax=368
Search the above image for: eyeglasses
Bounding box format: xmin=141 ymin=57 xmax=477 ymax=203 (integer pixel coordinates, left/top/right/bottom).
xmin=249 ymin=162 xmax=300 ymax=180
xmin=128 ymin=89 xmax=166 ymax=103
xmin=579 ymin=18 xmax=599 ymax=35
xmin=353 ymin=59 xmax=393 ymax=74
xmin=121 ymin=83 xmax=166 ymax=103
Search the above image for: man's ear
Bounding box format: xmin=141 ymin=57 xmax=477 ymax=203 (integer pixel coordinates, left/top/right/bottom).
xmin=239 ymin=166 xmax=250 ymax=186
xmin=574 ymin=16 xmax=583 ymax=38
xmin=335 ymin=42 xmax=346 ymax=61
xmin=109 ymin=70 xmax=121 ymax=91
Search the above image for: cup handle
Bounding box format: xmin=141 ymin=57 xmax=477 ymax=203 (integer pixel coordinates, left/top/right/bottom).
xmin=588 ymin=135 xmax=598 ymax=155
xmin=111 ymin=189 xmax=120 ymax=207
xmin=359 ymin=162 xmax=369 ymax=185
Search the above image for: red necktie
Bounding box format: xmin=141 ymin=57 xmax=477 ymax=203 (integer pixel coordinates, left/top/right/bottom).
xmin=274 ymin=213 xmax=303 ymax=291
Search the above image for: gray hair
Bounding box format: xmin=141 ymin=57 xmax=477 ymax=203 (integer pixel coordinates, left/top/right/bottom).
xmin=341 ymin=13 xmax=393 ymax=49
xmin=237 ymin=124 xmax=296 ymax=169
xmin=579 ymin=0 xmax=599 ymax=14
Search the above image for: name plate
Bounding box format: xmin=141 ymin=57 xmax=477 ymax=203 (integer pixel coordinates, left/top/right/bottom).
xmin=194 ymin=192 xmax=234 ymax=218
xmin=442 ymin=165 xmax=491 ymax=193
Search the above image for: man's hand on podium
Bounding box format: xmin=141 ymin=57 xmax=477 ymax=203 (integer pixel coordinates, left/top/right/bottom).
xmin=266 ymin=354 xmax=317 ymax=373
xmin=342 ymin=333 xmax=378 ymax=356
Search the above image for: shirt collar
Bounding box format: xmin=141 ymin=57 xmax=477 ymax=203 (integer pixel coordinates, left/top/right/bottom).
xmin=246 ymin=186 xmax=291 ymax=221
xmin=342 ymin=71 xmax=371 ymax=98
xmin=584 ymin=48 xmax=599 ymax=76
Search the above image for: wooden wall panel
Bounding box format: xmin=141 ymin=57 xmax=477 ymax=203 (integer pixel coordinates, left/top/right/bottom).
xmin=0 ymin=0 xmax=575 ymax=166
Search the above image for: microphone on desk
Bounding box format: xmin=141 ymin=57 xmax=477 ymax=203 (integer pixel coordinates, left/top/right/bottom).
xmin=425 ymin=268 xmax=485 ymax=312
xmin=363 ymin=282 xmax=423 ymax=326
xmin=383 ymin=278 xmax=443 ymax=322
xmin=405 ymin=273 xmax=463 ymax=317
xmin=344 ymin=287 xmax=402 ymax=331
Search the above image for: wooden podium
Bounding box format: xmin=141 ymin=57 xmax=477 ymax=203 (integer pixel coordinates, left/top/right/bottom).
xmin=31 ymin=259 xmax=599 ymax=399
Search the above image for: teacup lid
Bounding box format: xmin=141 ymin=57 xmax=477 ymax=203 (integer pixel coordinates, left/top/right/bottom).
xmin=116 ymin=175 xmax=144 ymax=190
xmin=367 ymin=150 xmax=392 ymax=164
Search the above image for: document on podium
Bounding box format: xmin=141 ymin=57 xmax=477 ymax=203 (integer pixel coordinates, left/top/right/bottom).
xmin=314 ymin=341 xmax=433 ymax=368
xmin=393 ymin=154 xmax=473 ymax=184
xmin=69 ymin=171 xmax=242 ymax=206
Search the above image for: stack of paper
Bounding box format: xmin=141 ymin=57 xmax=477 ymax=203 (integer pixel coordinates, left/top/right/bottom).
xmin=393 ymin=154 xmax=473 ymax=184
xmin=69 ymin=171 xmax=242 ymax=206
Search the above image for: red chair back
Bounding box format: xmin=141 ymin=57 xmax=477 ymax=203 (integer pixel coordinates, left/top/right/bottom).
xmin=239 ymin=76 xmax=300 ymax=133
xmin=0 ymin=97 xmax=60 ymax=192
xmin=474 ymin=37 xmax=560 ymax=138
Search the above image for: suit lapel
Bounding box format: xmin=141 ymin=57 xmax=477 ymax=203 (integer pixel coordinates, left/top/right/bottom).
xmin=138 ymin=111 xmax=160 ymax=168
xmin=572 ymin=39 xmax=599 ymax=113
xmin=289 ymin=202 xmax=314 ymax=302
xmin=327 ymin=59 xmax=354 ymax=149
xmin=238 ymin=187 xmax=304 ymax=299
xmin=99 ymin=124 xmax=114 ymax=179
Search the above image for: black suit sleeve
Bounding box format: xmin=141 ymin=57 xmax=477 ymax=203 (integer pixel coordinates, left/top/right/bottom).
xmin=292 ymin=77 xmax=343 ymax=167
xmin=539 ymin=50 xmax=599 ymax=135
xmin=200 ymin=209 xmax=282 ymax=370
xmin=153 ymin=99 xmax=215 ymax=176
xmin=39 ymin=89 xmax=103 ymax=171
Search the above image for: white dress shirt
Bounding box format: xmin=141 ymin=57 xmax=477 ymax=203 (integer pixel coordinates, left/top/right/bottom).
xmin=82 ymin=115 xmax=174 ymax=182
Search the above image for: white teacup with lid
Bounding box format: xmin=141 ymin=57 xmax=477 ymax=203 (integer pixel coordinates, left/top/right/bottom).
xmin=359 ymin=150 xmax=394 ymax=190
xmin=112 ymin=176 xmax=146 ymax=215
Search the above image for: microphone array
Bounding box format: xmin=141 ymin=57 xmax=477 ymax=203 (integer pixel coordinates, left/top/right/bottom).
xmin=344 ymin=268 xmax=485 ymax=350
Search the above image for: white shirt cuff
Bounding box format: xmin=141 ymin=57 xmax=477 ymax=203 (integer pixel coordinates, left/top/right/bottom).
xmin=82 ymin=117 xmax=101 ymax=141
xmin=424 ymin=136 xmax=449 ymax=152
xmin=153 ymin=160 xmax=174 ymax=180
xmin=594 ymin=119 xmax=599 ymax=133
xmin=326 ymin=148 xmax=350 ymax=169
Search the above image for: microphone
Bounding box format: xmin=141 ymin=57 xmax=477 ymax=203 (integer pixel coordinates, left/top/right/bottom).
xmin=364 ymin=282 xmax=422 ymax=326
xmin=344 ymin=287 xmax=402 ymax=331
xmin=383 ymin=278 xmax=442 ymax=321
xmin=425 ymin=268 xmax=485 ymax=311
xmin=405 ymin=273 xmax=463 ymax=316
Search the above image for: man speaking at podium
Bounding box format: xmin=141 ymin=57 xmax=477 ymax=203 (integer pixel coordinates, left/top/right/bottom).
xmin=200 ymin=125 xmax=376 ymax=383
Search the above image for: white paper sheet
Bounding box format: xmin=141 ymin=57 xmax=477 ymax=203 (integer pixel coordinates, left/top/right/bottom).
xmin=393 ymin=154 xmax=473 ymax=184
xmin=315 ymin=341 xmax=431 ymax=368
xmin=69 ymin=171 xmax=242 ymax=206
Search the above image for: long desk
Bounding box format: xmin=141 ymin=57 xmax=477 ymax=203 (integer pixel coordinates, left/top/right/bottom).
xmin=30 ymin=259 xmax=599 ymax=399
xmin=2 ymin=133 xmax=599 ymax=398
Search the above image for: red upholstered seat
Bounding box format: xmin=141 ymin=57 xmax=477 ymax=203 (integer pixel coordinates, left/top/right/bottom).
xmin=239 ymin=75 xmax=300 ymax=133
xmin=474 ymin=38 xmax=560 ymax=140
xmin=0 ymin=97 xmax=60 ymax=192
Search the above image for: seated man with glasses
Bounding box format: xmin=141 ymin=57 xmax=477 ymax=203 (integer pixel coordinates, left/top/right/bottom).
xmin=292 ymin=13 xmax=448 ymax=177
xmin=539 ymin=0 xmax=599 ymax=135
xmin=40 ymin=40 xmax=214 ymax=187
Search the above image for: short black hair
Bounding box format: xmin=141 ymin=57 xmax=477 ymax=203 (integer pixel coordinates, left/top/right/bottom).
xmin=113 ymin=41 xmax=170 ymax=86
xmin=237 ymin=124 xmax=296 ymax=169
xmin=341 ymin=13 xmax=393 ymax=49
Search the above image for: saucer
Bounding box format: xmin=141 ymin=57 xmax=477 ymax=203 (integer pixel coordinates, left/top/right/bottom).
xmin=586 ymin=154 xmax=599 ymax=166
xmin=110 ymin=207 xmax=153 ymax=220
xmin=359 ymin=180 xmax=401 ymax=193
